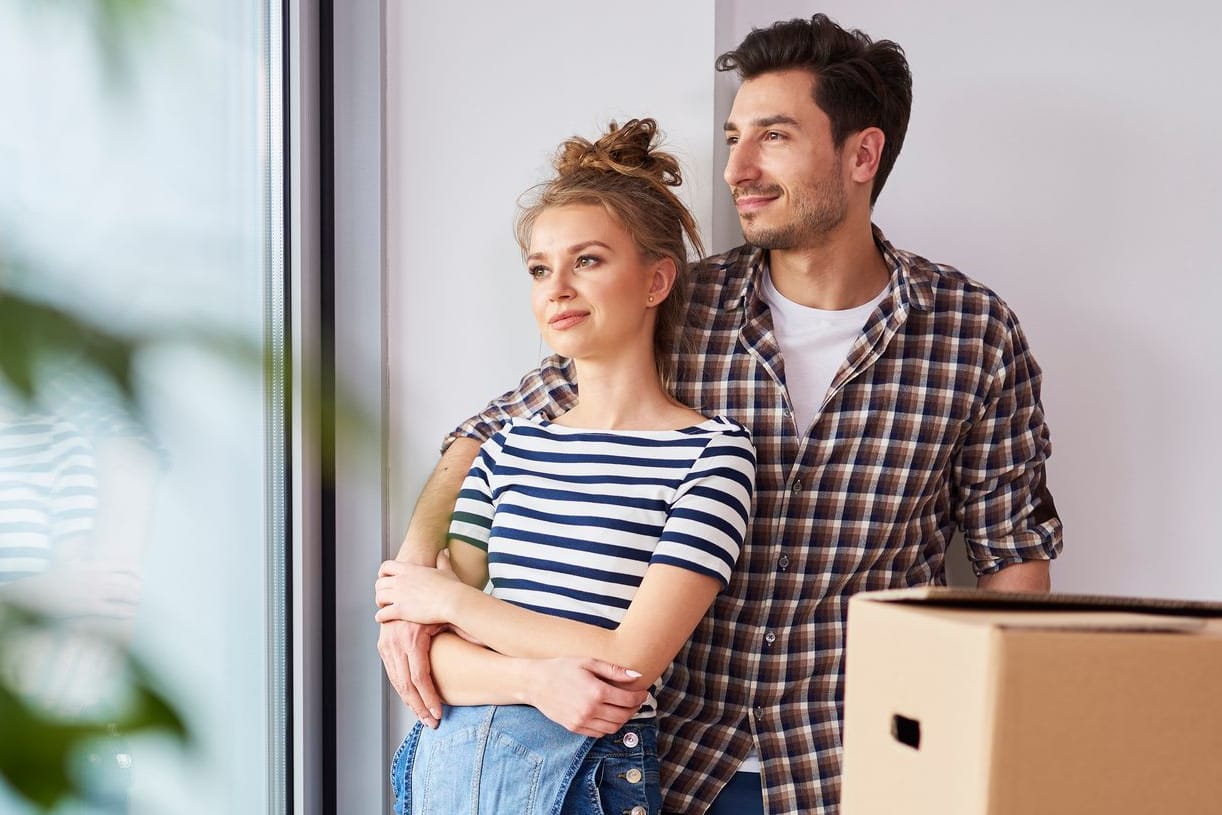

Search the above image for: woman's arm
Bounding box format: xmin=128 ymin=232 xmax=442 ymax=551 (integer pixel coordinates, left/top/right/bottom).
xmin=379 ymin=557 xmax=723 ymax=689
xmin=427 ymin=632 xmax=647 ymax=737
xmin=376 ymin=429 xmax=755 ymax=688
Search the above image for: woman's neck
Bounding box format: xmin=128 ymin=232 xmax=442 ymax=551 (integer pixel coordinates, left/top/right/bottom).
xmin=555 ymin=357 xmax=701 ymax=431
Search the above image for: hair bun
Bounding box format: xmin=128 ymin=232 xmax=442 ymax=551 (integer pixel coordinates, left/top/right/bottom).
xmin=554 ymin=118 xmax=682 ymax=188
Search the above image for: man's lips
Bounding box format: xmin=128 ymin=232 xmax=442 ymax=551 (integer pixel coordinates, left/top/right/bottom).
xmin=733 ymin=193 xmax=779 ymax=213
xmin=549 ymin=310 xmax=589 ymax=330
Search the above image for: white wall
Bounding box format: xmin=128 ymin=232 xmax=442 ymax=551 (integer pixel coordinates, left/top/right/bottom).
xmin=384 ymin=0 xmax=717 ymax=739
xmin=717 ymin=1 xmax=1222 ymax=598
xmin=388 ymin=0 xmax=1221 ymax=652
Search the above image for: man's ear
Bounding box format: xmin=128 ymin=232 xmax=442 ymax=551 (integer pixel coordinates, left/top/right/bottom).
xmin=849 ymin=127 xmax=885 ymax=185
xmin=648 ymin=257 xmax=678 ymax=305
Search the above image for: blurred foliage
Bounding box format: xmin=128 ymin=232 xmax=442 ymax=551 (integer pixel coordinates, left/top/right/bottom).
xmin=17 ymin=0 xmax=165 ymax=87
xmin=1 ymin=0 xmax=181 ymax=811
xmin=0 ymin=288 xmax=142 ymax=416
xmin=0 ymin=606 xmax=189 ymax=810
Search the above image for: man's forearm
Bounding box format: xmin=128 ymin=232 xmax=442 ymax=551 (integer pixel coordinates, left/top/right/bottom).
xmin=395 ymin=437 xmax=481 ymax=565
xmin=977 ymin=559 xmax=1051 ymax=592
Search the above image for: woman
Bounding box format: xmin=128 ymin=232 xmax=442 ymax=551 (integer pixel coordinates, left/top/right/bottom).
xmin=375 ymin=118 xmax=755 ymax=815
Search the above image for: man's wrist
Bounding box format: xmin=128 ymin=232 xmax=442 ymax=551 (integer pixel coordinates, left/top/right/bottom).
xmin=395 ymin=535 xmax=444 ymax=567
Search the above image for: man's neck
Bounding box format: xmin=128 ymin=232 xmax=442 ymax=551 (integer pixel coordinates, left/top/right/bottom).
xmin=765 ymin=221 xmax=890 ymax=311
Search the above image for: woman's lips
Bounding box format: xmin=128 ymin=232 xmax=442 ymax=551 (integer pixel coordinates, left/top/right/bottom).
xmin=549 ymin=311 xmax=589 ymax=330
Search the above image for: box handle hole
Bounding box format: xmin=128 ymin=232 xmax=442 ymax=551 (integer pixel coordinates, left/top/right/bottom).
xmin=891 ymin=714 xmax=921 ymax=750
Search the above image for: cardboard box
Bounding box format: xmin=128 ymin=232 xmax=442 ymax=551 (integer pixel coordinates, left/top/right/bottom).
xmin=841 ymin=587 xmax=1222 ymax=815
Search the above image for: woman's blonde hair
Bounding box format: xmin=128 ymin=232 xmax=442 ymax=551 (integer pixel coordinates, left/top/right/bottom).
xmin=515 ymin=118 xmax=703 ymax=389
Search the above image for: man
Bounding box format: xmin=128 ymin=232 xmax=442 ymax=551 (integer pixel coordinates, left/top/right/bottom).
xmin=378 ymin=14 xmax=1062 ymax=815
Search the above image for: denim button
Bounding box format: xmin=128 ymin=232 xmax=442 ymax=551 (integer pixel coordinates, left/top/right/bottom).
xmin=625 ymin=768 xmax=643 ymax=784
xmin=622 ymin=731 xmax=640 ymax=748
xmin=630 ymin=807 xmax=648 ymax=815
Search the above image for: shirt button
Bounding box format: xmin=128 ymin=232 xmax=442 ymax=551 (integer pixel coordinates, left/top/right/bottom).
xmin=630 ymin=807 xmax=648 ymax=815
xmin=754 ymin=705 xmax=765 ymax=720
xmin=622 ymin=731 xmax=640 ymax=748
xmin=764 ymin=631 xmax=777 ymax=646
xmin=792 ymin=479 xmax=803 ymax=494
xmin=625 ymin=768 xmax=643 ymax=784
xmin=778 ymin=553 xmax=790 ymax=570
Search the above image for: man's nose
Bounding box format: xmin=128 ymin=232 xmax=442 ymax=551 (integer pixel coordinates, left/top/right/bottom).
xmin=724 ymin=141 xmax=760 ymax=188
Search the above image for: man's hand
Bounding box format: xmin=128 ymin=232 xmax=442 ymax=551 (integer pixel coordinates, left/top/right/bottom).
xmin=377 ymin=618 xmax=445 ymax=728
xmin=376 ymin=437 xmax=482 ymax=726
xmin=523 ymin=657 xmax=649 ymax=737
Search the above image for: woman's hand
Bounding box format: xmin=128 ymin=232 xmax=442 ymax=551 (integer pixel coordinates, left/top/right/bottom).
xmin=521 ymin=657 xmax=648 ymax=737
xmin=374 ymin=551 xmax=466 ymax=625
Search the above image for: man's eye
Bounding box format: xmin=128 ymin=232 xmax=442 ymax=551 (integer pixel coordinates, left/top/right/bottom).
xmin=764 ymin=131 xmax=784 ymax=141
xmin=725 ymin=135 xmax=739 ymax=147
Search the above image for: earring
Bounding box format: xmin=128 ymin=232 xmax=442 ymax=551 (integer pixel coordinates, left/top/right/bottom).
xmin=648 ymin=296 xmax=655 ymax=304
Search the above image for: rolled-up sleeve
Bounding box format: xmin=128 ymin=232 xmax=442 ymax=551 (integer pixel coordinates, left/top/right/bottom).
xmin=954 ymin=313 xmax=1063 ymax=576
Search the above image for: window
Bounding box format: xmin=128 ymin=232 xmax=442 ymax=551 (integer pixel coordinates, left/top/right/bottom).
xmin=0 ymin=1 xmax=290 ymax=811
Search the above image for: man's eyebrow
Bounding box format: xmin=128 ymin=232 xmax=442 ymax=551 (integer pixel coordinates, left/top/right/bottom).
xmin=723 ymin=114 xmax=801 ymax=132
xmin=526 ymin=240 xmax=612 ymax=263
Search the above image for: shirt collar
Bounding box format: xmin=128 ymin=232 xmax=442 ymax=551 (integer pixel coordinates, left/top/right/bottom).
xmin=727 ymin=224 xmax=936 ymax=314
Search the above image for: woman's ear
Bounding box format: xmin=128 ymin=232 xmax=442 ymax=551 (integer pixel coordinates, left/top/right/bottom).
xmin=648 ymin=257 xmax=678 ymax=305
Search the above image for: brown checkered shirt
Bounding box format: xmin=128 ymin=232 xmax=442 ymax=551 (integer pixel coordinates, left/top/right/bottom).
xmin=444 ymin=227 xmax=1063 ymax=815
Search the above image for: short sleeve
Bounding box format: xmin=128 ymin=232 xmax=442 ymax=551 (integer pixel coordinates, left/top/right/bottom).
xmin=651 ymin=421 xmax=755 ymax=588
xmin=446 ymin=428 xmax=510 ymax=551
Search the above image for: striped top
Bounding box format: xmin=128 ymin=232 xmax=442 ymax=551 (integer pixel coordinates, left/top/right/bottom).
xmin=448 ymin=415 xmax=756 ymax=719
xmin=0 ymin=410 xmax=98 ymax=582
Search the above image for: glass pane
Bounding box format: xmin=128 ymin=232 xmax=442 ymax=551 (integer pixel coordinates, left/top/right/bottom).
xmin=0 ymin=1 xmax=285 ymax=813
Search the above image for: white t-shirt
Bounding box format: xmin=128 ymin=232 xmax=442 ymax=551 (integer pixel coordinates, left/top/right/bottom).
xmin=760 ymin=270 xmax=888 ymax=434
xmin=736 ymin=271 xmax=886 ymax=774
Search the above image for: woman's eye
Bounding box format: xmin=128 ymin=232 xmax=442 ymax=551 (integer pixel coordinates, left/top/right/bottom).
xmin=576 ymin=255 xmax=599 ymax=268
xmin=528 ymin=265 xmax=548 ymax=279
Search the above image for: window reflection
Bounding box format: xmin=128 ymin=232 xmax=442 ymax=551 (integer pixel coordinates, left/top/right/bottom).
xmin=0 ymin=0 xmax=285 ymax=812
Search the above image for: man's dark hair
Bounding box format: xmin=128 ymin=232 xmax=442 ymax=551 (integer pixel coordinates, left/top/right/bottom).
xmin=717 ymin=14 xmax=913 ymax=205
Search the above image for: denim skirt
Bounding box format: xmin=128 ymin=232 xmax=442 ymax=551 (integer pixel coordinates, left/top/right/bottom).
xmin=390 ymin=703 xmax=660 ymax=815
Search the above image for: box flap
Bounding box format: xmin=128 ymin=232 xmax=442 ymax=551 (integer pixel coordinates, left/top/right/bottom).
xmin=856 ymin=586 xmax=1222 ymax=618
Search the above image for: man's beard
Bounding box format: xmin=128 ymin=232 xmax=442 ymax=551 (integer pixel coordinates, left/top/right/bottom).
xmin=736 ymin=155 xmax=849 ymax=250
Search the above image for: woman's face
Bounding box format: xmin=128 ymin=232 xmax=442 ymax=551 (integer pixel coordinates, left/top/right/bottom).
xmin=526 ymin=203 xmax=662 ymax=364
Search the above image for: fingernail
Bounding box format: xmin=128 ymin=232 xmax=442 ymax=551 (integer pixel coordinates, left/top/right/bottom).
xmin=625 ymin=669 xmax=642 ymax=678
xmin=429 ymin=707 xmax=441 ymax=720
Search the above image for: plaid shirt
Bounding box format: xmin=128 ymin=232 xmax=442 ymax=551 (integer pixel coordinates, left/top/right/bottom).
xmin=445 ymin=226 xmax=1063 ymax=815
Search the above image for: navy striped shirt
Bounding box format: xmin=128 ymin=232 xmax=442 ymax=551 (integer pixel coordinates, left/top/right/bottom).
xmin=0 ymin=411 xmax=97 ymax=582
xmin=449 ymin=415 xmax=756 ymax=718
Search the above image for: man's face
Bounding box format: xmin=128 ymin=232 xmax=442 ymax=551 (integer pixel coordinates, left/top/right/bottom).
xmin=723 ymin=69 xmax=850 ymax=250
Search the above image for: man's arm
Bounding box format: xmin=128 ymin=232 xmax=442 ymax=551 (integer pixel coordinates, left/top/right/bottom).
xmin=976 ymin=559 xmax=1050 ymax=592
xmin=377 ymin=437 xmax=480 ymax=728
xmin=378 ymin=356 xmax=581 ymax=724
xmin=394 ymin=438 xmax=481 ymax=566
xmin=956 ymin=309 xmax=1063 ymax=583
